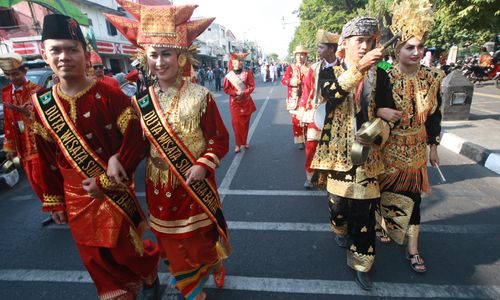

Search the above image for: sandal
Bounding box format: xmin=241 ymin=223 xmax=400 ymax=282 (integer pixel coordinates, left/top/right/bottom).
xmin=375 ymin=227 xmax=392 ymax=244
xmin=406 ymin=252 xmax=427 ymax=273
xmin=213 ymin=265 xmax=226 ymax=288
xmin=234 ymin=146 xmax=240 ymax=153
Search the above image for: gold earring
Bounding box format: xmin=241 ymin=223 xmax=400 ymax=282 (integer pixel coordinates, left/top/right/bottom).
xmin=178 ymin=53 xmax=187 ymax=68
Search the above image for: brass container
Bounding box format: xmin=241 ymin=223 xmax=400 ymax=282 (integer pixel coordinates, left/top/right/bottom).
xmin=2 ymin=157 xmax=21 ymax=173
xmin=351 ymin=118 xmax=384 ymax=165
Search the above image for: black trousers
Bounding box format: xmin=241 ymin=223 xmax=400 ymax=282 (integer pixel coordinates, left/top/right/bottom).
xmin=329 ymin=194 xmax=378 ymax=258
xmin=215 ymin=78 xmax=221 ymax=91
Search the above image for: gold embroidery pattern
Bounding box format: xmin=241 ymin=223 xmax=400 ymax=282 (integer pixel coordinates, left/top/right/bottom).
xmin=312 ymin=66 xmax=384 ymax=179
xmin=99 ymin=173 xmax=127 ymax=192
xmin=117 ymin=106 xmax=138 ymax=135
xmin=149 ymin=213 xmax=213 ymax=235
xmin=43 ymin=194 xmax=64 ymax=207
xmin=33 ymin=121 xmax=53 ymax=142
xmin=147 ymin=82 xmax=208 ymax=189
xmin=380 ymin=65 xmax=444 ymax=193
xmin=375 ymin=191 xmax=414 ymax=245
xmin=55 ymin=81 xmax=96 ymax=122
xmin=407 ymin=224 xmax=420 ymax=237
xmin=347 ymin=251 xmax=375 ymax=272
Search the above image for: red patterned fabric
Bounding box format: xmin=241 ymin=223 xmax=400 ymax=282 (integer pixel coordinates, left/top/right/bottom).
xmin=2 ymin=81 xmax=43 ymax=199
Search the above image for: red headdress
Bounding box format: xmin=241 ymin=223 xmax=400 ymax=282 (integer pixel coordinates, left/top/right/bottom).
xmin=229 ymin=52 xmax=249 ymax=71
xmin=90 ymin=50 xmax=103 ymax=65
xmin=105 ymin=0 xmax=214 ymax=50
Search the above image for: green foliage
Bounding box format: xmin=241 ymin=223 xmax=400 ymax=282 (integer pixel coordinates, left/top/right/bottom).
xmin=288 ymin=0 xmax=367 ymax=58
xmin=267 ymin=53 xmax=279 ymax=62
xmin=289 ymin=0 xmax=499 ymax=56
xmin=427 ymin=0 xmax=500 ymax=47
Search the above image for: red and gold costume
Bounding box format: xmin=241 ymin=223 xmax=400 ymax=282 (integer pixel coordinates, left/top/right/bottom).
xmin=299 ymin=30 xmax=340 ymax=184
xmin=34 ymin=80 xmax=159 ymax=299
xmin=224 ymin=52 xmax=256 ymax=148
xmin=281 ymin=45 xmax=309 ymax=144
xmin=33 ymin=14 xmax=159 ymax=300
xmin=1 ymin=73 xmax=42 ymax=199
xmin=106 ymin=1 xmax=230 ymax=299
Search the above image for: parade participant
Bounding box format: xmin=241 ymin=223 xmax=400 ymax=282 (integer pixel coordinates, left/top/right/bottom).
xmin=311 ymin=17 xmax=398 ymax=290
xmin=281 ymin=45 xmax=309 ymax=148
xmin=376 ymin=0 xmax=444 ymax=273
xmin=105 ymin=2 xmax=230 ymax=299
xmin=90 ymin=50 xmax=121 ymax=90
xmin=224 ymin=52 xmax=256 ymax=153
xmin=300 ymin=29 xmax=339 ymax=189
xmin=33 ymin=14 xmax=160 ymax=299
xmin=0 ymin=53 xmax=43 ymax=199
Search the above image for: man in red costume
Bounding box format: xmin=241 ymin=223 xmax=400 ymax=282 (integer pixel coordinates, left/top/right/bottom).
xmin=224 ymin=52 xmax=256 ymax=153
xmin=33 ymin=14 xmax=160 ymax=300
xmin=90 ymin=50 xmax=121 ymax=90
xmin=0 ymin=53 xmax=43 ymax=198
xmin=300 ymin=30 xmax=339 ymax=188
xmin=281 ymin=45 xmax=309 ymax=149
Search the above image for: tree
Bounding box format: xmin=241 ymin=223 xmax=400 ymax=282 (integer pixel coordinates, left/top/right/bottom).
xmin=427 ymin=0 xmax=500 ymax=47
xmin=288 ymin=0 xmax=367 ymax=57
xmin=267 ymin=52 xmax=279 ymax=62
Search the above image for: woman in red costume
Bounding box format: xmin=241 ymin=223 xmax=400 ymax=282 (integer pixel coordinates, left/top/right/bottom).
xmin=223 ymin=52 xmax=256 ymax=153
xmin=105 ymin=1 xmax=231 ymax=299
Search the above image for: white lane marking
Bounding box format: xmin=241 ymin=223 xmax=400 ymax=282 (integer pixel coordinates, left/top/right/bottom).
xmin=219 ymin=189 xmax=326 ymax=196
xmin=0 ymin=269 xmax=498 ymax=299
xmin=226 ymin=221 xmax=500 ymax=234
xmin=218 ymin=88 xmax=273 ymax=202
xmin=45 ymin=221 xmax=500 ymax=234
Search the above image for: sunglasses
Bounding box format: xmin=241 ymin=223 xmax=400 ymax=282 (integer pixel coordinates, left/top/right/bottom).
xmin=93 ymin=65 xmax=104 ymax=70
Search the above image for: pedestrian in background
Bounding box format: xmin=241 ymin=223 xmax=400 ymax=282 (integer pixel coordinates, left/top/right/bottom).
xmin=213 ymin=65 xmax=223 ymax=91
xmin=224 ymin=52 xmax=256 ymax=153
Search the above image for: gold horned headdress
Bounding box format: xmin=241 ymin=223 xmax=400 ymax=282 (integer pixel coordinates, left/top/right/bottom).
xmin=390 ymin=0 xmax=434 ymax=42
xmin=104 ymin=0 xmax=215 ymax=74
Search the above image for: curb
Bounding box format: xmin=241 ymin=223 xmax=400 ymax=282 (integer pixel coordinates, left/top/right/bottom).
xmin=440 ymin=132 xmax=500 ymax=175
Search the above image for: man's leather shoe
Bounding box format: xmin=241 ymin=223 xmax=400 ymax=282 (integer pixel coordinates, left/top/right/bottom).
xmin=335 ymin=235 xmax=349 ymax=248
xmin=354 ymin=271 xmax=373 ymax=290
xmin=142 ymin=277 xmax=160 ymax=300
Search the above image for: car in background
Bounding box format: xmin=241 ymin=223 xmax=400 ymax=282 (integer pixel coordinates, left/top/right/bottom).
xmin=26 ymin=67 xmax=54 ymax=89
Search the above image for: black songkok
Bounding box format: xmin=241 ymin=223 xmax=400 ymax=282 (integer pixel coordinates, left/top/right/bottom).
xmin=41 ymin=14 xmax=86 ymax=48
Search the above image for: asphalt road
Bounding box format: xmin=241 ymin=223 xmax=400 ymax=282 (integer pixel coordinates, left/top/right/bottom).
xmin=0 ymin=79 xmax=499 ymax=299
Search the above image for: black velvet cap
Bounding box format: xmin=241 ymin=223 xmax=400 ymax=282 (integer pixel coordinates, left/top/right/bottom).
xmin=41 ymin=14 xmax=86 ymax=48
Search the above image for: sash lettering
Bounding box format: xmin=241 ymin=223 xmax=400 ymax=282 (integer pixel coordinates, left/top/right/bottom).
xmin=132 ymin=86 xmax=230 ymax=247
xmin=33 ymin=89 xmax=145 ymax=230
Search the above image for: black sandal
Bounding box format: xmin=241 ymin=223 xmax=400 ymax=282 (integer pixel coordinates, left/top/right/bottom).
xmin=375 ymin=227 xmax=392 ymax=244
xmin=407 ymin=253 xmax=427 ymax=273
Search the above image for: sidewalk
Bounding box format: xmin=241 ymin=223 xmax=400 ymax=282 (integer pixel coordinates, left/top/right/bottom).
xmin=440 ymin=82 xmax=500 ymax=174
